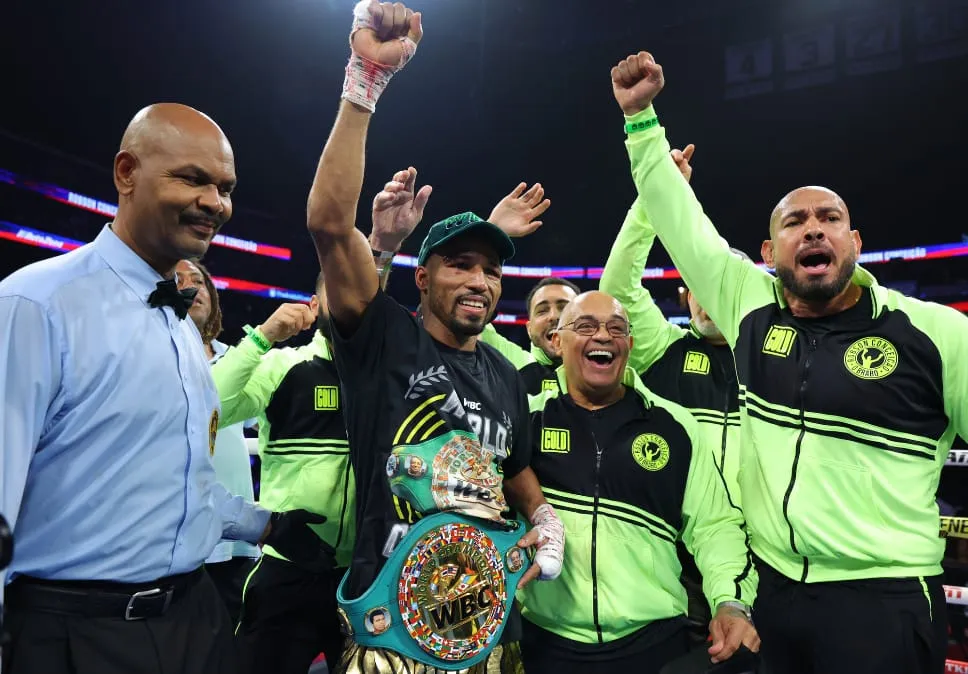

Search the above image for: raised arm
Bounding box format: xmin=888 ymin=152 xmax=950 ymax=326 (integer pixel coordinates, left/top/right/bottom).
xmin=599 ymin=196 xmax=694 ymax=373
xmin=213 ymin=302 xmax=315 ymax=427
xmin=480 ymin=182 xmax=552 ymax=367
xmin=611 ymin=51 xmax=773 ymax=346
xmin=369 ymin=166 xmax=433 ymax=290
xmin=306 ymin=1 xmax=423 ymax=334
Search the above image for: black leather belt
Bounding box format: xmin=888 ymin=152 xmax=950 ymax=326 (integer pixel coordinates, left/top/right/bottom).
xmin=5 ymin=567 xmax=204 ymax=621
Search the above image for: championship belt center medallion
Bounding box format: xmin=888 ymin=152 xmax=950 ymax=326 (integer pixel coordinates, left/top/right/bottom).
xmin=396 ymin=518 xmax=524 ymax=665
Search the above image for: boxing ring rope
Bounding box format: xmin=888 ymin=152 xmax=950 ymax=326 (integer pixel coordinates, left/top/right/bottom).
xmin=948 ymin=450 xmax=968 ymax=467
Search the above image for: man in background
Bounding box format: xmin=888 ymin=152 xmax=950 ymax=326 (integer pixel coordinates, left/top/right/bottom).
xmin=211 ymin=172 xmax=418 ymax=674
xmin=176 ymin=258 xmax=261 ymax=626
xmin=476 ymin=183 xmax=580 ymax=396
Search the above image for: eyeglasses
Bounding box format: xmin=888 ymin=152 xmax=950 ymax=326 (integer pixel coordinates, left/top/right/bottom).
xmin=557 ymin=319 xmax=631 ymax=338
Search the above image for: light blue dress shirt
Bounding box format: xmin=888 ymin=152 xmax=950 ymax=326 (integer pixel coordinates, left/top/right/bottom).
xmin=206 ymin=339 xmax=261 ymax=564
xmin=0 ymin=224 xmax=270 ymax=604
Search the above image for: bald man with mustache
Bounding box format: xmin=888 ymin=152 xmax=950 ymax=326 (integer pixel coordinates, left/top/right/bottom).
xmin=0 ymin=104 xmax=332 ymax=674
xmin=613 ymin=50 xmax=968 ymax=674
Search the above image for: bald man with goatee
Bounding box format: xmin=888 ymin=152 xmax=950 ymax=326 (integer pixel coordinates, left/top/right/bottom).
xmin=613 ymin=49 xmax=968 ymax=673
xmin=0 ymin=104 xmax=334 ymax=674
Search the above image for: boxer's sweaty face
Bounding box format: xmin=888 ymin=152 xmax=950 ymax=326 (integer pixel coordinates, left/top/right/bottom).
xmin=419 ymin=234 xmax=502 ymax=342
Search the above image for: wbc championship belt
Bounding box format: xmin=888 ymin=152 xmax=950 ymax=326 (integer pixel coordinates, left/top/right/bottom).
xmin=336 ymin=511 xmax=531 ymax=668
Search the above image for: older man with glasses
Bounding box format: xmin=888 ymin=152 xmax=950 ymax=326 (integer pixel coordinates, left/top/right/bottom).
xmin=517 ymin=290 xmax=759 ymax=674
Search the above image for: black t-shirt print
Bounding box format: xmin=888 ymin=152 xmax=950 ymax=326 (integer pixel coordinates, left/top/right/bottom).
xmin=330 ymin=290 xmax=532 ymax=599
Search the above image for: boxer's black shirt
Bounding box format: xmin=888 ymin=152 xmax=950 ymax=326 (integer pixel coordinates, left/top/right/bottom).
xmin=331 ymin=290 xmax=532 ymax=599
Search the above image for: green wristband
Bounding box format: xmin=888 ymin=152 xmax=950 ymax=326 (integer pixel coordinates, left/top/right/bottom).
xmin=625 ymin=116 xmax=659 ymax=135
xmin=243 ymin=324 xmax=272 ymax=354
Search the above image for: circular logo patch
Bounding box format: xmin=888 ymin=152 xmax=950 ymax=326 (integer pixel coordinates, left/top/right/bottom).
xmin=631 ymin=434 xmax=670 ymax=472
xmin=505 ymin=548 xmax=525 ymax=573
xmin=398 ymin=522 xmax=507 ymax=662
xmin=844 ymin=337 xmax=898 ymax=380
xmin=209 ymin=409 xmax=219 ymax=456
xmin=365 ymin=607 xmax=391 ymax=635
xmin=337 ymin=607 xmax=353 ymax=636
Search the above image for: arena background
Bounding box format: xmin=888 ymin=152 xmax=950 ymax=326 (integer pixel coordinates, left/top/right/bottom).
xmin=3 ymin=0 xmax=968 ymax=668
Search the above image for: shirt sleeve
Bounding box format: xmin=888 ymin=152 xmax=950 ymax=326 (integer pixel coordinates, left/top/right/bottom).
xmin=599 ymin=197 xmax=687 ymax=373
xmin=0 ymin=296 xmax=61 ymax=600
xmin=330 ymin=289 xmax=419 ymax=386
xmin=501 ymin=374 xmax=533 ymax=480
xmin=936 ymin=306 xmax=968 ymax=447
xmin=625 ymin=107 xmax=775 ymax=347
xmin=479 ymin=324 xmax=536 ymax=371
xmin=677 ymin=406 xmax=757 ymax=610
xmin=212 ymin=338 xmax=287 ymax=428
xmin=210 ymin=481 xmax=271 ymax=544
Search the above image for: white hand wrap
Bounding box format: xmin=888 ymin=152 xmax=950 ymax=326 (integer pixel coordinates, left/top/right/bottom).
xmin=530 ymin=503 xmax=564 ymax=580
xmin=342 ymin=0 xmax=418 ymax=112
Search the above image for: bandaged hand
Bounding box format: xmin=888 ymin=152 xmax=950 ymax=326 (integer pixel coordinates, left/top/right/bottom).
xmin=342 ymin=0 xmax=424 ymax=112
xmin=515 ymin=503 xmax=565 ymax=588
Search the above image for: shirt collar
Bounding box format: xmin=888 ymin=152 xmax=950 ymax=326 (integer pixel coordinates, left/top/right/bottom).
xmin=210 ymin=339 xmax=229 ymax=364
xmin=93 ymin=224 xmax=166 ymax=305
xmin=772 ymin=264 xmax=883 ymax=318
xmin=530 ymin=341 xmax=557 ymax=367
xmin=551 ymin=364 xmax=652 ymax=408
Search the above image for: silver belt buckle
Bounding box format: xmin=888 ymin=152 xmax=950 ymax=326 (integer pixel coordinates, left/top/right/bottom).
xmin=124 ymin=587 xmax=173 ymax=621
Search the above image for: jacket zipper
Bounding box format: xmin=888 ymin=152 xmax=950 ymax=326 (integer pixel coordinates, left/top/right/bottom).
xmin=335 ymin=454 xmax=352 ymax=550
xmin=782 ymin=336 xmax=817 ymax=583
xmin=591 ymin=434 xmax=604 ymax=644
xmin=716 ymin=353 xmax=731 ymax=479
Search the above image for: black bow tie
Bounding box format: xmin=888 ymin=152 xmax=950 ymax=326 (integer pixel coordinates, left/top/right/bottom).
xmin=148 ymin=279 xmax=198 ymax=320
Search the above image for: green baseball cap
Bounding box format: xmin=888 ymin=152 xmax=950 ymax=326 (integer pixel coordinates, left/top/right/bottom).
xmin=416 ymin=212 xmax=516 ymax=266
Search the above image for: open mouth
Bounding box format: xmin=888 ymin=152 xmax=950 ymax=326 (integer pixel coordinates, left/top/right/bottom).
xmin=585 ymin=349 xmax=616 ymax=369
xmin=798 ymin=250 xmax=832 ymax=275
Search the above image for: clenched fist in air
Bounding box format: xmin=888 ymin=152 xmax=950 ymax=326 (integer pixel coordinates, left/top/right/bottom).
xmin=611 ymin=51 xmax=665 ymax=116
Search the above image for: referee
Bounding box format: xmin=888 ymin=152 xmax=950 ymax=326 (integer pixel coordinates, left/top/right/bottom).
xmin=0 ymin=103 xmax=333 ymax=674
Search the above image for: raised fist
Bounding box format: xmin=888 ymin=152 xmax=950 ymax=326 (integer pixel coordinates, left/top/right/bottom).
xmin=611 ymin=51 xmax=665 ymax=116
xmin=257 ymin=303 xmax=317 ymax=345
xmin=351 ymin=1 xmax=424 ymax=67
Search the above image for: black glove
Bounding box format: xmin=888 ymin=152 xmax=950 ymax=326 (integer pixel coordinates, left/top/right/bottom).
xmin=263 ymin=509 xmax=336 ymax=573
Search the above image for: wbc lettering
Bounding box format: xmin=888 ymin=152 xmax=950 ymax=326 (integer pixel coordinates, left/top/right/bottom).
xmin=427 ymin=585 xmax=495 ymax=630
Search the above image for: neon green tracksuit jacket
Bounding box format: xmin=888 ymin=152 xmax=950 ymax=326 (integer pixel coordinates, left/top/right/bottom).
xmin=625 ymin=105 xmax=968 ymax=583
xmin=519 ymin=367 xmax=755 ymax=643
xmin=212 ymin=331 xmax=355 ymax=567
